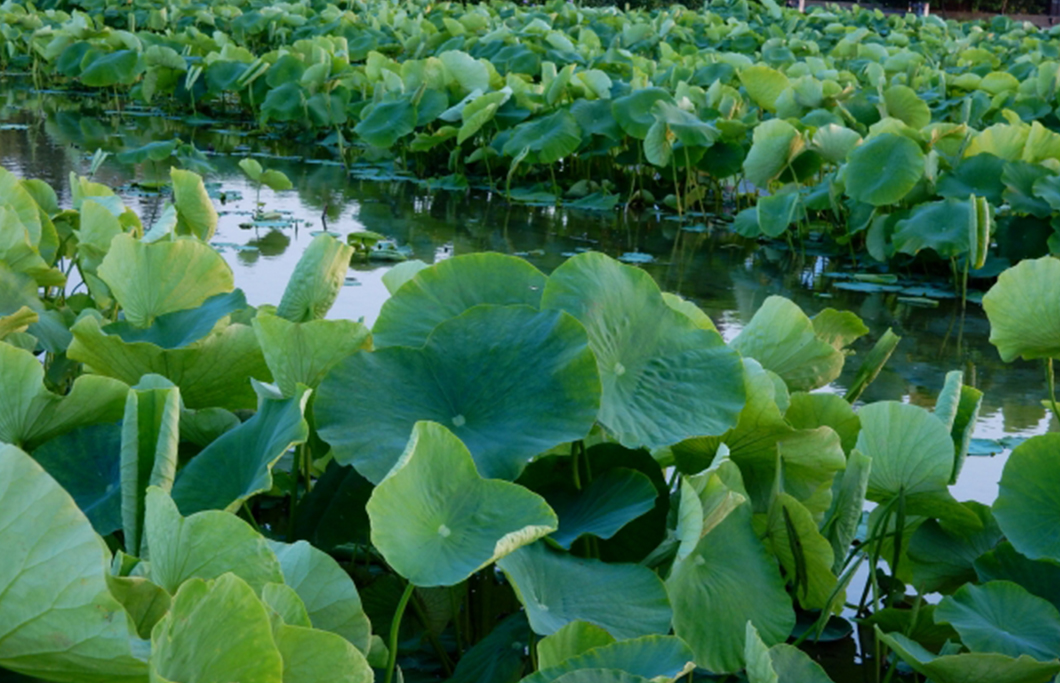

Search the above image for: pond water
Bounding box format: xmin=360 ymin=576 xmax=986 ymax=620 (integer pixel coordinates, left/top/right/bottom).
xmin=2 ymin=97 xmax=1056 ymax=506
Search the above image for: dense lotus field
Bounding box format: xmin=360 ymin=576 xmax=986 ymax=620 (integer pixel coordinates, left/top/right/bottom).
xmin=5 ymin=0 xmax=1060 ymax=266
xmin=2 ymin=160 xmax=1060 ymax=682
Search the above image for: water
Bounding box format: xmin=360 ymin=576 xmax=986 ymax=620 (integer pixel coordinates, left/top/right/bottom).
xmin=2 ymin=99 xmax=1056 ymax=507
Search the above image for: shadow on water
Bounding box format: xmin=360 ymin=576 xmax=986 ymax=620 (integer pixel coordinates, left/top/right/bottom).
xmin=2 ymin=94 xmax=1056 ymax=507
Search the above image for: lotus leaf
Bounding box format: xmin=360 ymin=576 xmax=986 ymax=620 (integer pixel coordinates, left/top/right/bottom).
xmin=844 ymin=134 xmax=925 ymax=206
xmin=520 ymin=636 xmax=693 ymax=683
xmin=935 ymin=581 xmax=1060 ymax=661
xmin=253 ymin=313 xmax=371 ymax=396
xmin=983 ymin=257 xmax=1060 ymax=362
xmin=876 ymin=627 xmax=1060 ymax=683
xmin=537 ymin=622 xmax=616 ymax=670
xmin=277 ymin=233 xmax=354 ymax=323
xmin=994 ymin=434 xmax=1060 ymax=562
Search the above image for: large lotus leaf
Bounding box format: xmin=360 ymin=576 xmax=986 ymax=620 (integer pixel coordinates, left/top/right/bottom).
xmin=448 ymin=612 xmax=530 ymax=683
xmin=439 ymin=50 xmax=491 ymax=93
xmin=0 ymin=167 xmax=43 ymax=245
xmin=845 ymin=133 xmax=925 ymax=206
xmin=367 ymin=421 xmax=556 ymax=586
xmin=355 ymin=97 xmax=417 ymax=148
xmin=120 ymin=375 xmax=181 ymax=556
xmin=738 ymin=65 xmax=789 ymax=113
xmin=907 ymin=502 xmax=1001 ymax=595
xmin=171 ymin=169 xmax=218 ymax=241
xmin=150 ymin=574 xmax=284 ymax=683
xmin=743 ymin=119 xmax=801 ymax=189
xmin=68 ymin=316 xmax=269 ymax=410
xmin=744 ymin=622 xmax=834 ymax=683
xmin=982 ymin=257 xmax=1060 ymax=362
xmin=844 ymin=328 xmax=901 ymax=403
xmin=277 ymin=233 xmax=354 ymax=323
xmin=611 ymin=88 xmax=676 ymax=140
xmin=0 ymin=444 xmax=147 ymax=682
xmin=975 ymin=543 xmax=1060 ymax=611
xmin=855 ymin=401 xmax=955 ymax=500
xmin=754 ymin=192 xmax=802 ymax=238
xmin=106 ymin=573 xmax=172 ymax=639
xmin=651 ymin=101 xmax=717 ymax=148
xmin=31 ymin=422 xmax=122 ymax=536
xmin=104 ymin=290 xmax=247 ymax=350
xmin=267 ymin=540 xmax=373 ymax=653
xmin=731 ymin=296 xmax=846 ymax=392
xmin=546 ymin=468 xmax=657 ymax=549
xmin=172 ymin=385 xmax=310 ymax=514
xmin=80 ymin=50 xmax=142 ymax=87
xmin=144 ymin=487 xmax=283 ymax=593
xmin=272 ymin=622 xmax=373 ymax=683
xmin=253 ymin=313 xmax=370 ymax=396
xmin=542 ymin=252 xmax=745 ymax=450
xmin=884 ymin=85 xmax=931 ymax=129
xmin=785 ymin=392 xmax=860 ymax=454
xmin=381 ymin=260 xmax=429 ymax=294
xmin=373 ymin=253 xmax=546 ymax=348
xmin=893 ymin=197 xmax=977 ymax=260
xmin=520 ymin=636 xmax=694 ymax=683
xmin=765 ymin=493 xmax=837 ymax=611
xmin=811 ymin=124 xmax=862 ymax=164
xmin=994 ymin=434 xmax=1060 ymax=562
xmin=97 ymin=233 xmax=233 ymax=328
xmin=0 ymin=341 xmax=128 ymax=450
xmin=502 ymin=110 xmax=582 ymax=164
xmin=316 ymin=304 xmax=600 ymax=483
xmin=498 ymin=542 xmax=672 ymax=639
xmin=935 ymin=581 xmax=1060 ymax=660
xmin=0 ymin=207 xmax=62 ymax=287
xmin=538 ymin=622 xmax=616 ymax=670
xmin=675 ymin=457 xmax=748 ymax=562
xmin=667 ymin=507 xmax=795 ymax=673
xmin=934 ymin=370 xmax=984 ymax=484
xmin=876 ymin=628 xmax=1060 ymax=683
xmin=937 ymin=153 xmax=1006 ymax=204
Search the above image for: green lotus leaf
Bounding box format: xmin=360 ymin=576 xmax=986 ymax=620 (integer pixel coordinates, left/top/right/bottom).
xmin=253 ymin=313 xmax=370 ymax=396
xmin=106 ymin=573 xmax=172 ymax=639
xmin=521 ymin=636 xmax=694 ymax=683
xmin=745 ymin=622 xmax=834 ymax=683
xmin=267 ymin=540 xmax=373 ymax=653
xmin=0 ymin=305 xmax=37 ymax=340
xmin=994 ymin=434 xmax=1060 ymax=562
xmin=150 ymin=574 xmax=284 ymax=683
xmin=261 ymin=169 xmax=293 ymax=192
xmin=0 ymin=167 xmax=44 ymax=245
xmin=843 ymin=328 xmax=901 ymax=403
xmin=262 ymin=582 xmax=312 ymax=627
xmin=367 ymin=421 xmax=557 ymax=586
xmin=935 ymin=581 xmax=1060 ymax=660
xmin=170 ymin=168 xmax=218 ymax=241
xmin=933 ymin=370 xmax=983 ymax=483
xmin=667 ymin=506 xmax=795 ymax=673
xmin=97 ymin=233 xmax=233 ymax=328
xmin=80 ymin=49 xmax=143 ymax=87
xmin=892 ymin=197 xmax=982 ymax=261
xmin=172 ymin=384 xmax=310 ymax=514
xmin=661 ymin=292 xmax=716 ymax=331
xmin=448 ymin=613 xmax=530 ymax=683
xmin=262 ymin=82 xmax=308 ymax=123
xmin=104 ymin=290 xmax=247 ymax=349
xmin=356 ymin=97 xmax=418 ymax=148
xmin=907 ymin=502 xmax=1001 ymax=594
xmin=651 ymin=100 xmax=717 ymax=148
xmin=785 ymin=392 xmax=860 ymax=454
xmin=498 ymin=542 xmax=672 ymax=639
xmin=502 ymin=110 xmax=582 ymax=164
xmin=975 ymin=542 xmax=1060 ymax=611
xmin=272 ymin=622 xmax=373 ymax=683
xmin=549 ymin=671 xmax=652 ymax=683
xmin=546 ymin=467 xmax=657 ymax=549
xmin=380 ymin=259 xmax=429 ymax=294
xmin=731 ymin=296 xmax=847 ymax=392
xmin=458 ymin=89 xmax=511 ymax=144
xmin=876 ymin=627 xmax=1060 ymax=683
xmin=738 ymin=65 xmax=789 ymax=112
xmin=373 ymin=253 xmax=546 ymax=348
xmin=743 ymin=119 xmax=800 ymax=189
xmin=0 ymin=444 xmax=147 ymax=682
xmin=68 ymin=315 xmax=269 ymax=410
xmin=291 ymin=462 xmax=372 ymax=552
xmin=756 ymin=192 xmax=802 ymax=238
xmin=0 ymin=206 xmax=63 ymax=287
xmin=31 ymin=422 xmax=122 ymax=536
xmin=542 ymin=252 xmax=745 ymax=450
xmin=120 ymin=375 xmax=180 ymax=556
xmin=439 ymin=50 xmax=491 ymax=93
xmin=277 ymin=233 xmax=354 ymax=323
xmin=937 ymin=153 xmax=1006 ymax=204
xmin=611 ymin=88 xmax=676 ymax=140
xmin=811 ymin=124 xmax=862 ymax=164
xmin=144 ymin=487 xmax=283 ymax=593
xmin=538 ymin=622 xmax=616 ymax=670
xmin=855 ymin=401 xmax=955 ymax=500
xmin=845 ymin=133 xmax=925 ymax=206
xmin=316 ymin=304 xmax=600 ymax=483
xmin=821 ymin=449 xmax=871 ymax=574
xmin=0 ymin=341 xmax=128 ymax=450
xmin=675 ymin=457 xmax=747 ymax=561
xmin=765 ymin=492 xmax=836 ymax=611
xmin=983 ymin=257 xmax=1060 ymax=362
xmin=883 ymin=85 xmax=931 ymax=130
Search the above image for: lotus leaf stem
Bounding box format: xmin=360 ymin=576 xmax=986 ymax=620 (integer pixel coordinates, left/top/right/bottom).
xmin=385 ymin=581 xmax=416 ymax=683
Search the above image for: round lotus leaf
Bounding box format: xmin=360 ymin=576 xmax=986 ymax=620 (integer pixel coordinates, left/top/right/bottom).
xmin=743 ymin=119 xmax=800 ymax=189
xmin=994 ymin=434 xmax=1060 ymax=563
xmin=854 ymin=401 xmax=955 ymax=500
xmin=611 ymin=87 xmax=676 ymax=139
xmin=541 ymin=252 xmax=745 ymax=450
xmin=935 ymin=581 xmax=1060 ymax=661
xmin=373 ymin=253 xmax=547 ymax=348
xmin=845 ymin=133 xmax=925 ymax=206
xmin=367 ymin=421 xmax=556 ymax=586
xmin=883 ymin=85 xmax=931 ymax=130
xmin=315 ymin=304 xmax=601 ymax=483
xmin=876 ymin=627 xmax=1060 ymax=683
xmin=738 ymin=65 xmax=790 ymax=113
xmin=983 ymin=257 xmax=1060 ymax=362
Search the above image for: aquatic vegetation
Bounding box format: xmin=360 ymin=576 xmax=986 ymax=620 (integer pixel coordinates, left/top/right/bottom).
xmin=5 ymin=0 xmax=1060 ymax=267
xmin=2 ymin=165 xmax=1060 ymax=681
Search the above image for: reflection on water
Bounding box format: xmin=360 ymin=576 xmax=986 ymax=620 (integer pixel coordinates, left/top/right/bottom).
xmin=2 ymin=95 xmax=1056 ymax=504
